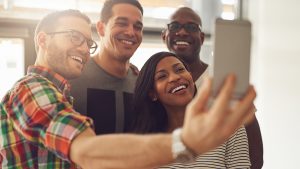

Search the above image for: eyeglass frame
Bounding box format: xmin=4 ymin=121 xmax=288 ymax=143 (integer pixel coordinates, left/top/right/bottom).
xmin=46 ymin=29 xmax=98 ymax=54
xmin=167 ymin=22 xmax=202 ymax=33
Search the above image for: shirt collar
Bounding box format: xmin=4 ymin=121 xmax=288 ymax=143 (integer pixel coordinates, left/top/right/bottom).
xmin=27 ymin=65 xmax=70 ymax=94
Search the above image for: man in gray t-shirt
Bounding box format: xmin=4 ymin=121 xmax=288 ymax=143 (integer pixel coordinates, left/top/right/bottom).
xmin=70 ymin=0 xmax=143 ymax=134
xmin=71 ymin=58 xmax=137 ymax=134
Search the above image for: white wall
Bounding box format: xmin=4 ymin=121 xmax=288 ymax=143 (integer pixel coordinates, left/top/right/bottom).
xmin=249 ymin=0 xmax=300 ymax=168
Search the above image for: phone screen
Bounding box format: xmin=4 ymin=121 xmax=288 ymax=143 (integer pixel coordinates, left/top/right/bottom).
xmin=210 ymin=18 xmax=252 ymax=99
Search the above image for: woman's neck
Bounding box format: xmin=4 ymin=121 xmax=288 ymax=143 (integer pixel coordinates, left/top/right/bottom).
xmin=165 ymin=106 xmax=186 ymax=132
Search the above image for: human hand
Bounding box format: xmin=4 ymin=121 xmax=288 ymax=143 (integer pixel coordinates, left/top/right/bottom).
xmin=181 ymin=74 xmax=256 ymax=154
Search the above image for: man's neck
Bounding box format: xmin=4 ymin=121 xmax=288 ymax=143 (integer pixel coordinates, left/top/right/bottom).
xmin=188 ymin=59 xmax=208 ymax=81
xmin=94 ymin=51 xmax=130 ymax=78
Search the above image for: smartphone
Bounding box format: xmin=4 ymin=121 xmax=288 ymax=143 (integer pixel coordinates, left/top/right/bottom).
xmin=210 ymin=18 xmax=252 ymax=99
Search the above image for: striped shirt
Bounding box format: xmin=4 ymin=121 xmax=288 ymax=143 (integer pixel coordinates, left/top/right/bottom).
xmin=160 ymin=127 xmax=251 ymax=169
xmin=0 ymin=66 xmax=93 ymax=169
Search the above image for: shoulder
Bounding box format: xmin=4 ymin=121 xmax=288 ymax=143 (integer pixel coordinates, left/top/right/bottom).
xmin=195 ymin=68 xmax=209 ymax=88
xmin=235 ymin=126 xmax=247 ymax=137
xmin=11 ymin=74 xmax=51 ymax=92
xmin=228 ymin=126 xmax=248 ymax=142
xmin=128 ymin=68 xmax=139 ymax=79
xmin=9 ymin=74 xmax=60 ymax=100
xmin=2 ymin=74 xmax=61 ymax=112
xmin=129 ymin=62 xmax=139 ymax=77
xmin=225 ymin=126 xmax=251 ymax=168
xmin=225 ymin=126 xmax=249 ymax=153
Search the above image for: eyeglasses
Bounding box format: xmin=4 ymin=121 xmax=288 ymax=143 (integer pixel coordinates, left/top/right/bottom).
xmin=167 ymin=22 xmax=202 ymax=33
xmin=46 ymin=29 xmax=98 ymax=54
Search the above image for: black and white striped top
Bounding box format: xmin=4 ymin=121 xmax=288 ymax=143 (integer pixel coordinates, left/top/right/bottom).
xmin=160 ymin=127 xmax=250 ymax=169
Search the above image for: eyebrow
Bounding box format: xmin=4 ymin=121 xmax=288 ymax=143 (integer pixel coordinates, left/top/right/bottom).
xmin=172 ymin=63 xmax=183 ymax=69
xmin=155 ymin=62 xmax=182 ymax=74
xmin=115 ymin=17 xmax=143 ymax=27
xmin=70 ymin=29 xmax=93 ymax=40
xmin=115 ymin=17 xmax=128 ymax=22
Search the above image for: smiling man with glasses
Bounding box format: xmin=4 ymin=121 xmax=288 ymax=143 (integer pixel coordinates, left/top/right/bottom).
xmin=162 ymin=7 xmax=207 ymax=82
xmin=0 ymin=9 xmax=96 ymax=168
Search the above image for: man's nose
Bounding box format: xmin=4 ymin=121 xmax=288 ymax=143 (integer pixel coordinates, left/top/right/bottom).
xmin=124 ymin=24 xmax=135 ymax=36
xmin=175 ymin=26 xmax=188 ymax=35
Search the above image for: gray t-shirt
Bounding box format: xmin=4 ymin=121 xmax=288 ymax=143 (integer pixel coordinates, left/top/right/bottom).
xmin=70 ymin=58 xmax=137 ymax=134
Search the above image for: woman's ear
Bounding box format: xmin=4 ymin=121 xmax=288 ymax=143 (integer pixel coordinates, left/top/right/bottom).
xmin=148 ymin=90 xmax=158 ymax=101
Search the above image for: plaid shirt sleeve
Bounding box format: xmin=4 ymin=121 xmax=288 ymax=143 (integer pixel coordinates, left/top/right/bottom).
xmin=5 ymin=76 xmax=93 ymax=161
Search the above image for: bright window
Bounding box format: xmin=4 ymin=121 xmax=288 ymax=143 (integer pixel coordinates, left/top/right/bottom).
xmin=0 ymin=38 xmax=24 ymax=99
xmin=131 ymin=42 xmax=167 ymax=70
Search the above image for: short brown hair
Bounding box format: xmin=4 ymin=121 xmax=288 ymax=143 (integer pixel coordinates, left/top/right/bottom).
xmin=34 ymin=9 xmax=91 ymax=53
xmin=100 ymin=0 xmax=143 ymax=23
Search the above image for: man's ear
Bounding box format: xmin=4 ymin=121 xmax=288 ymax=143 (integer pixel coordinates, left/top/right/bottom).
xmin=161 ymin=29 xmax=167 ymax=43
xmin=148 ymin=90 xmax=158 ymax=101
xmin=200 ymin=31 xmax=205 ymax=45
xmin=36 ymin=32 xmax=49 ymax=51
xmin=96 ymin=21 xmax=105 ymax=37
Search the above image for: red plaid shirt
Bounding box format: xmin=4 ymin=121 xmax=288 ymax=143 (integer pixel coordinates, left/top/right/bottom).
xmin=0 ymin=66 xmax=93 ymax=168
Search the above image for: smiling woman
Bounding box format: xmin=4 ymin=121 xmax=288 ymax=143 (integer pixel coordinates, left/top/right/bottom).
xmin=129 ymin=51 xmax=192 ymax=133
xmin=129 ymin=51 xmax=251 ymax=168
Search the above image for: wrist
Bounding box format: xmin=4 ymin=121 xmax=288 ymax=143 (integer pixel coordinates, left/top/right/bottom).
xmin=172 ymin=128 xmax=197 ymax=163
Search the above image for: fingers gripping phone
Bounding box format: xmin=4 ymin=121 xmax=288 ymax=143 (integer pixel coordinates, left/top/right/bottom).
xmin=210 ymin=18 xmax=252 ymax=100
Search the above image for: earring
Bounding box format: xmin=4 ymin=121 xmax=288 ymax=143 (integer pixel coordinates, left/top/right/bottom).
xmin=152 ymin=97 xmax=157 ymax=101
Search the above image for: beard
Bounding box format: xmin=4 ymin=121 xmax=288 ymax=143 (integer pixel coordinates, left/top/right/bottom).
xmin=47 ymin=42 xmax=66 ymax=74
xmin=46 ymin=41 xmax=79 ymax=79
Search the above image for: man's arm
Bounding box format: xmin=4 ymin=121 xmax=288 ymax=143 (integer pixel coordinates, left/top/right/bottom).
xmin=70 ymin=75 xmax=256 ymax=169
xmin=70 ymin=128 xmax=173 ymax=169
xmin=246 ymin=115 xmax=264 ymax=169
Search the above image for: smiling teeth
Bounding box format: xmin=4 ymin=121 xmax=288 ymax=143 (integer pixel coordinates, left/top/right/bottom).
xmin=121 ymin=40 xmax=133 ymax=45
xmin=171 ymin=85 xmax=187 ymax=93
xmin=176 ymin=41 xmax=189 ymax=45
xmin=71 ymin=56 xmax=83 ymax=64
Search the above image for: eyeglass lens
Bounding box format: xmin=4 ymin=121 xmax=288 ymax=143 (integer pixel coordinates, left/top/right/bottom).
xmin=168 ymin=22 xmax=200 ymax=33
xmin=69 ymin=31 xmax=97 ymax=54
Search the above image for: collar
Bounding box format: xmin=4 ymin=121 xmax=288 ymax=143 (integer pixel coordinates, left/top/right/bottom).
xmin=27 ymin=65 xmax=71 ymax=94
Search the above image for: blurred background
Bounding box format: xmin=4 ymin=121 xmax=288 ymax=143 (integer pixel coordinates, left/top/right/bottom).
xmin=0 ymin=0 xmax=299 ymax=168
